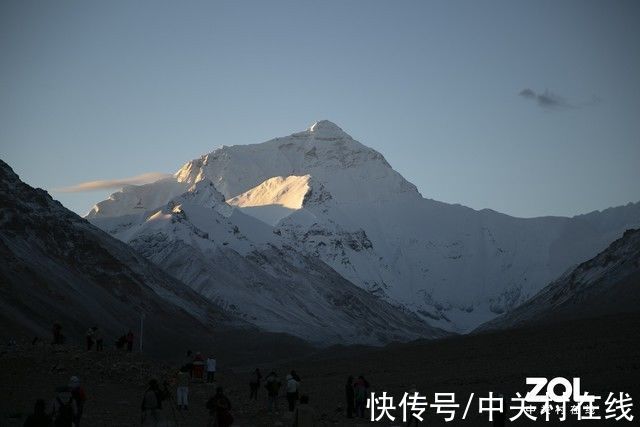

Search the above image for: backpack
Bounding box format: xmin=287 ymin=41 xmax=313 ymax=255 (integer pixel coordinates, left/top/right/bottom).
xmin=72 ymin=387 xmax=86 ymax=409
xmin=266 ymin=378 xmax=280 ymax=395
xmin=158 ymin=385 xmax=170 ymax=403
xmin=142 ymin=390 xmax=159 ymax=410
xmin=54 ymin=396 xmax=74 ymax=426
xmin=220 ymin=410 xmax=234 ymax=426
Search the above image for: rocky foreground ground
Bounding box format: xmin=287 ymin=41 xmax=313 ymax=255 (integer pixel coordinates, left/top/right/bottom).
xmin=1 ymin=312 xmax=638 ymax=426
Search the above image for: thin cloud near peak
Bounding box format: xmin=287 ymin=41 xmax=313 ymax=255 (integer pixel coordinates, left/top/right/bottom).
xmin=56 ymin=172 xmax=173 ymax=193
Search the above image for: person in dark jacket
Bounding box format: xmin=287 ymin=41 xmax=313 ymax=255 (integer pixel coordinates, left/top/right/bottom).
xmin=353 ymin=375 xmax=370 ymax=418
xmin=94 ymin=328 xmax=103 ymax=352
xmin=23 ymin=399 xmax=52 ymax=427
xmin=345 ymin=376 xmax=355 ymax=418
xmin=249 ymin=368 xmax=262 ymax=400
xmin=52 ymin=323 xmax=63 ymax=345
xmin=68 ymin=376 xmax=86 ymax=426
xmin=206 ymin=387 xmax=232 ymax=427
xmin=126 ymin=330 xmax=134 ymax=352
xmin=50 ymin=386 xmax=76 ymax=427
xmin=265 ymin=371 xmax=281 ymax=414
xmin=116 ymin=335 xmax=126 ymax=350
xmin=141 ymin=379 xmax=164 ymax=426
xmin=85 ymin=328 xmax=95 ymax=351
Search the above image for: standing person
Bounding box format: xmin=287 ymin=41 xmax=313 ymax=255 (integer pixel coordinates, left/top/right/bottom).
xmin=192 ymin=352 xmax=205 ymax=380
xmin=286 ymin=374 xmax=299 ymax=412
xmin=69 ymin=376 xmax=86 ymax=426
xmin=85 ymin=328 xmax=95 ymax=351
xmin=125 ymin=330 xmax=134 ymax=352
xmin=182 ymin=350 xmax=194 ymax=375
xmin=23 ymin=399 xmax=52 ymax=427
xmin=52 ymin=323 xmax=63 ymax=345
xmin=94 ymin=328 xmax=103 ymax=352
xmin=265 ymin=371 xmax=281 ymax=414
xmin=141 ymin=379 xmax=164 ymax=426
xmin=292 ymin=395 xmax=318 ymax=427
xmin=206 ymin=387 xmax=233 ymax=427
xmin=206 ymin=355 xmax=216 ymax=383
xmin=176 ymin=369 xmax=190 ymax=411
xmin=345 ymin=376 xmax=355 ymax=418
xmin=50 ymin=386 xmax=76 ymax=427
xmin=249 ymin=368 xmax=262 ymax=400
xmin=116 ymin=335 xmax=126 ymax=350
xmin=290 ymin=370 xmax=301 ymax=401
xmin=353 ymin=375 xmax=370 ymax=419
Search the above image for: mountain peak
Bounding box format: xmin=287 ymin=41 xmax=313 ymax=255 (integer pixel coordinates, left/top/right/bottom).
xmin=307 ymin=120 xmax=350 ymax=139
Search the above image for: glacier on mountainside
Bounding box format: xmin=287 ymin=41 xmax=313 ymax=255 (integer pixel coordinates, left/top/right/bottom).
xmin=88 ymin=120 xmax=640 ymax=334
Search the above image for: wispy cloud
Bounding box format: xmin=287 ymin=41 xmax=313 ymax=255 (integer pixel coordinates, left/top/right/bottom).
xmin=519 ymin=88 xmax=573 ymax=109
xmin=537 ymin=90 xmax=573 ymax=109
xmin=519 ymin=88 xmax=536 ymax=99
xmin=56 ymin=172 xmax=173 ymax=193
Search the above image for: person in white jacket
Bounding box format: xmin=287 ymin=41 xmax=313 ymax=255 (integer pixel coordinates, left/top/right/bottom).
xmin=286 ymin=374 xmax=299 ymax=412
xmin=206 ymin=356 xmax=216 ymax=383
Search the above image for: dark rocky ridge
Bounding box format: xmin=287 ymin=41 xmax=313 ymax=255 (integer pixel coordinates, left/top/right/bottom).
xmin=478 ymin=228 xmax=640 ymax=331
xmin=0 ymin=159 xmax=312 ymax=363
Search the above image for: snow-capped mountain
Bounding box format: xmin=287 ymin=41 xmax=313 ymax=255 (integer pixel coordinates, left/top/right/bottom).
xmin=477 ymin=228 xmax=640 ymax=331
xmin=87 ymin=120 xmax=640 ymax=333
xmin=0 ymin=159 xmax=314 ymax=361
xmin=90 ymin=179 xmax=445 ymax=345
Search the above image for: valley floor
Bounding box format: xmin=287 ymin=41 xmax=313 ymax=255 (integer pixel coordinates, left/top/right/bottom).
xmin=1 ymin=313 xmax=638 ymax=426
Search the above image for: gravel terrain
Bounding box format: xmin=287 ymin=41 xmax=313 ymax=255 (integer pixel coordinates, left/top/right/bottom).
xmin=2 ymin=312 xmax=638 ymax=426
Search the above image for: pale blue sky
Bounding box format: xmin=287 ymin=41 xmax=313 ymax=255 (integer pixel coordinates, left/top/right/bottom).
xmin=1 ymin=0 xmax=639 ymax=217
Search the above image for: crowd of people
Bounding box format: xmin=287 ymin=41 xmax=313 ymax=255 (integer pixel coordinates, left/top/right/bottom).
xmin=50 ymin=322 xmax=134 ymax=353
xmin=16 ymin=323 xmax=507 ymax=426
xmin=20 ymin=351 xmax=363 ymax=427
xmin=23 ymin=376 xmax=86 ymax=427
xmin=136 ymin=352 xmax=323 ymax=427
xmin=23 ymin=326 xmax=366 ymax=426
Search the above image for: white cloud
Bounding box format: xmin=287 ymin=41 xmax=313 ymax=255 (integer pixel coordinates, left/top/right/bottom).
xmin=56 ymin=172 xmax=172 ymax=192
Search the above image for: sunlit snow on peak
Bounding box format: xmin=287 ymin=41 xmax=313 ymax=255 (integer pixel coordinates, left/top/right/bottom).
xmin=227 ymin=175 xmax=312 ymax=226
xmin=306 ymin=120 xmax=351 ymax=139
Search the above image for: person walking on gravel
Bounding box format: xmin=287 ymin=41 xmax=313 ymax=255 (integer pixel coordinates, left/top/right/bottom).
xmin=23 ymin=399 xmax=52 ymax=427
xmin=353 ymin=375 xmax=370 ymax=418
xmin=249 ymin=368 xmax=262 ymax=400
xmin=206 ymin=355 xmax=216 ymax=383
xmin=141 ymin=379 xmax=165 ymax=426
xmin=265 ymin=371 xmax=282 ymax=414
xmin=176 ymin=369 xmax=190 ymax=411
xmin=206 ymin=386 xmax=233 ymax=427
xmin=68 ymin=376 xmax=86 ymax=426
xmin=292 ymin=395 xmax=318 ymax=427
xmin=126 ymin=330 xmax=134 ymax=352
xmin=345 ymin=375 xmax=355 ymax=418
xmin=286 ymin=374 xmax=299 ymax=412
